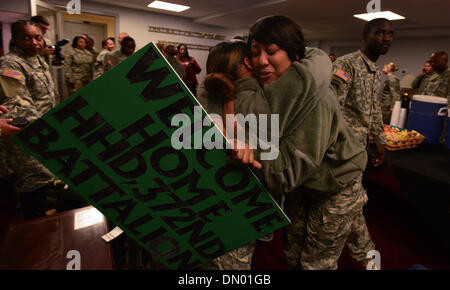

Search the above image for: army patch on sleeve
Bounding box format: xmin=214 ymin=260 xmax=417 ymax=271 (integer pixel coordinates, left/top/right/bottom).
xmin=335 ymin=69 xmax=350 ymax=82
xmin=2 ymin=68 xmax=23 ymax=80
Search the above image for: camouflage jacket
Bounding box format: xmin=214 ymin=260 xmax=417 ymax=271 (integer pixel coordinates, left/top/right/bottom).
xmin=331 ymin=50 xmax=385 ymax=147
xmin=103 ymin=49 xmax=128 ymax=73
xmin=412 ymin=72 xmax=432 ymax=90
xmin=380 ymin=74 xmax=400 ymax=121
xmin=0 ymin=47 xmax=57 ymax=122
xmin=88 ymin=46 xmax=100 ymax=60
xmin=414 ymin=70 xmax=450 ymax=102
xmin=93 ymin=49 xmax=109 ymax=80
xmin=231 ymin=48 xmax=367 ymax=194
xmin=64 ymin=47 xmax=94 ymax=83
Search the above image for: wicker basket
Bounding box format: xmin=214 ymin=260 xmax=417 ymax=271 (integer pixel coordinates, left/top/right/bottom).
xmin=385 ymin=134 xmax=426 ymax=151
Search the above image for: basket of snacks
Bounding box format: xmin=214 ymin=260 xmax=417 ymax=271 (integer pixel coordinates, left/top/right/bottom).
xmin=384 ymin=125 xmax=426 ymax=151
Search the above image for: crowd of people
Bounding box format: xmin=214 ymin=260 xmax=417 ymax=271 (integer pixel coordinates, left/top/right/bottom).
xmin=0 ymin=13 xmax=448 ymax=270
xmin=64 ymin=32 xmax=137 ymax=95
xmin=0 ymin=15 xmax=203 ymax=225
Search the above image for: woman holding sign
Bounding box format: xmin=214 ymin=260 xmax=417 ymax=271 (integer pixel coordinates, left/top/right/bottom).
xmin=200 ymin=16 xmax=371 ymax=270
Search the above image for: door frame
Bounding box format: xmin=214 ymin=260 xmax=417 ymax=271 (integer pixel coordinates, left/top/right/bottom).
xmin=31 ymin=0 xmax=119 ymax=43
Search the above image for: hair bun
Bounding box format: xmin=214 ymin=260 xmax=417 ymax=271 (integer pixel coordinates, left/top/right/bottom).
xmin=204 ymin=73 xmax=235 ymax=101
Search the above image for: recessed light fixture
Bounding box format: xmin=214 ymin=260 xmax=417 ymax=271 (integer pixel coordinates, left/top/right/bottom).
xmin=148 ymin=1 xmax=190 ymax=12
xmin=354 ymin=11 xmax=405 ymax=21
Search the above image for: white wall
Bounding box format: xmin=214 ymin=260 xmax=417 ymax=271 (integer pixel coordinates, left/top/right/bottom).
xmin=1 ymin=24 xmax=11 ymax=54
xmin=110 ymin=7 xmax=246 ymax=83
xmin=0 ymin=0 xmax=31 ymax=54
xmin=46 ymin=0 xmax=247 ymax=84
xmin=0 ymin=0 xmax=30 ymax=14
xmin=18 ymin=1 xmax=450 ymax=88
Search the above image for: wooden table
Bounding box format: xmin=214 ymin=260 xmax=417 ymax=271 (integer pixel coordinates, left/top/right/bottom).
xmin=0 ymin=206 xmax=114 ymax=270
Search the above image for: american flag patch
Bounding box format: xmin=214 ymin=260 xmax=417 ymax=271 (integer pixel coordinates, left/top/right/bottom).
xmin=2 ymin=68 xmax=23 ymax=80
xmin=335 ymin=69 xmax=350 ymax=82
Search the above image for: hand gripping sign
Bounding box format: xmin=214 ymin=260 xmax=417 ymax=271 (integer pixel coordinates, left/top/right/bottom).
xmin=13 ymin=42 xmax=290 ymax=269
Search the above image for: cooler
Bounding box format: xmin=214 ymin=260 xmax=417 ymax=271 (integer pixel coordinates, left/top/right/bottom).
xmin=406 ymin=95 xmax=448 ymax=144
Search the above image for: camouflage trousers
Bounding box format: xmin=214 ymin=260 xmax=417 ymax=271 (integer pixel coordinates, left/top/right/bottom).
xmin=284 ymin=173 xmax=375 ymax=270
xmin=0 ymin=139 xmax=55 ymax=193
xmin=344 ymin=209 xmax=375 ymax=262
xmin=198 ymin=242 xmax=256 ymax=270
xmin=382 ymin=108 xmax=391 ymax=125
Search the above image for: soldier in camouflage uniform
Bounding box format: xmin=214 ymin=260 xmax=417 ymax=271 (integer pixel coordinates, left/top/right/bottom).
xmin=103 ymin=36 xmax=136 ymax=73
xmin=87 ymin=38 xmax=100 ymax=60
xmin=331 ymin=18 xmax=395 ymax=268
xmin=199 ymin=17 xmax=368 ymax=271
xmin=380 ymin=62 xmax=401 ymax=124
xmin=64 ymin=36 xmax=94 ymax=96
xmin=30 ymin=16 xmax=55 ymax=68
xmin=412 ymin=61 xmax=434 ymax=91
xmin=414 ymin=51 xmax=449 ymax=100
xmin=93 ymin=37 xmax=115 ymax=80
xmin=30 ymin=16 xmax=62 ymax=105
xmin=415 ymin=51 xmax=450 ymax=142
xmin=0 ymin=20 xmax=57 ymax=219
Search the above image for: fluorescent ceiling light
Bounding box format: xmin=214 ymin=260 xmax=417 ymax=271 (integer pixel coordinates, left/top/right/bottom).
xmin=353 ymin=11 xmax=405 ymax=21
xmin=148 ymin=1 xmax=190 ymax=12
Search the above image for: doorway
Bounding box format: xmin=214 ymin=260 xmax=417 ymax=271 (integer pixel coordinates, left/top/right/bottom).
xmin=62 ymin=20 xmax=106 ymax=54
xmin=60 ymin=11 xmax=116 ymax=56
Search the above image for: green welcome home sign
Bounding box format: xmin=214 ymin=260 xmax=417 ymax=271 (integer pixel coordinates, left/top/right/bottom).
xmin=13 ymin=42 xmax=290 ymax=269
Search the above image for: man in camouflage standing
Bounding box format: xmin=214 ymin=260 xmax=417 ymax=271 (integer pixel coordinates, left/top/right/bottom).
xmin=0 ymin=20 xmax=57 ymax=219
xmin=30 ymin=16 xmax=62 ymax=104
xmin=414 ymin=51 xmax=449 ymax=142
xmin=412 ymin=60 xmax=434 ymax=92
xmin=414 ymin=51 xmax=449 ymax=100
xmin=30 ymin=16 xmax=55 ymax=67
xmin=331 ymin=18 xmax=394 ymax=269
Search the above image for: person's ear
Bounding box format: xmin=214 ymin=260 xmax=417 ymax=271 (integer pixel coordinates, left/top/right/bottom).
xmin=243 ymin=57 xmax=253 ymax=71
